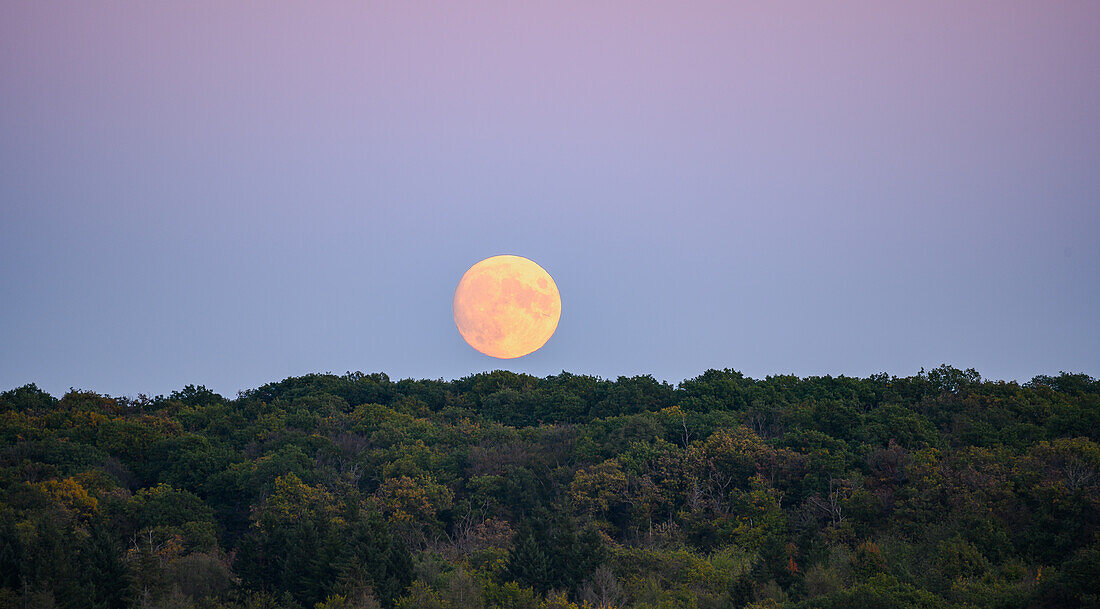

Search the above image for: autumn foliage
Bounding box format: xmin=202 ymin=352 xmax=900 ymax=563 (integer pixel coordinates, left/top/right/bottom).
xmin=0 ymin=366 xmax=1097 ymax=608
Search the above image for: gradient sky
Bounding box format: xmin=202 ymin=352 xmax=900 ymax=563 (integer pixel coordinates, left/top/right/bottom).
xmin=2 ymin=2 xmax=1098 ymax=398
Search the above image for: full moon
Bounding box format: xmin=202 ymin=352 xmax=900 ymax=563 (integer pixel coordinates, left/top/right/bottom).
xmin=453 ymin=255 xmax=561 ymax=359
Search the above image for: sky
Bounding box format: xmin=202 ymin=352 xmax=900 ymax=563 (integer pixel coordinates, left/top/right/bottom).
xmin=2 ymin=2 xmax=1098 ymax=398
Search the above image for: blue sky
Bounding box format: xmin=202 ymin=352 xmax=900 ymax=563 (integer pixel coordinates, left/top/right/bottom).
xmin=2 ymin=2 xmax=1098 ymax=397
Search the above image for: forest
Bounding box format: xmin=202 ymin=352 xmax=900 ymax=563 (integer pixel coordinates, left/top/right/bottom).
xmin=0 ymin=366 xmax=1097 ymax=609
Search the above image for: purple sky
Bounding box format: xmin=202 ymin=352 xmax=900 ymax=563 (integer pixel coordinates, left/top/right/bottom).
xmin=2 ymin=2 xmax=1098 ymax=398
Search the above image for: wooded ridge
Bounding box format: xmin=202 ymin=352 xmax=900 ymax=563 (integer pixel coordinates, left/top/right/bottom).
xmin=1 ymin=366 xmax=1097 ymax=608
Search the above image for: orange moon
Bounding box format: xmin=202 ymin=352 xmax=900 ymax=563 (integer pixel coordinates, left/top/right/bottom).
xmin=453 ymin=255 xmax=561 ymax=359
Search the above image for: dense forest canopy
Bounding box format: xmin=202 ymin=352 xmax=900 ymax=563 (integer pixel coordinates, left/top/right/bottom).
xmin=1 ymin=366 xmax=1098 ymax=608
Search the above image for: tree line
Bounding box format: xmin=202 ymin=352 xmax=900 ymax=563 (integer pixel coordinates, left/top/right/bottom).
xmin=0 ymin=366 xmax=1097 ymax=608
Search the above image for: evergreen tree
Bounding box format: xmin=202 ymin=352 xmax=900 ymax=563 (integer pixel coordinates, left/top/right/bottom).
xmin=0 ymin=511 xmax=22 ymax=591
xmin=283 ymin=519 xmax=324 ymax=606
xmin=77 ymin=520 xmax=131 ymax=609
xmin=506 ymin=528 xmax=552 ymax=593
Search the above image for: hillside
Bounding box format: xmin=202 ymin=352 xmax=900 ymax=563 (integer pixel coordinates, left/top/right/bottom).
xmin=1 ymin=366 xmax=1098 ymax=608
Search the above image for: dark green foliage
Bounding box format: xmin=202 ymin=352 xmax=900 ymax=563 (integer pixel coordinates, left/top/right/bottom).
xmin=793 ymin=574 xmax=948 ymax=609
xmin=167 ymin=384 xmax=226 ymax=407
xmin=0 ymin=510 xmax=22 ymax=590
xmin=1035 ymin=541 xmax=1100 ymax=608
xmin=507 ymin=528 xmax=552 ymax=592
xmin=77 ymin=519 xmax=131 ymax=609
xmin=0 ymin=383 xmax=58 ymax=412
xmin=0 ymin=366 xmax=1096 ymax=608
xmin=507 ymin=510 xmax=606 ymax=594
xmin=236 ymin=493 xmax=410 ymax=608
